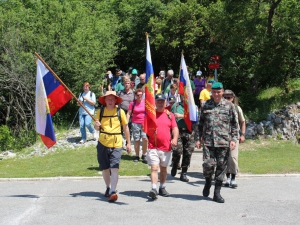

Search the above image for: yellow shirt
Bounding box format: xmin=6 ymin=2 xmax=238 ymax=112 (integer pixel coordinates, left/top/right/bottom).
xmin=199 ymin=88 xmax=211 ymax=101
xmin=95 ymin=107 xmax=128 ymax=148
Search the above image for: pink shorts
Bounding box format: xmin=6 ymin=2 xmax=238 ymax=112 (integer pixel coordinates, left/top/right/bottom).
xmin=146 ymin=149 xmax=172 ymax=167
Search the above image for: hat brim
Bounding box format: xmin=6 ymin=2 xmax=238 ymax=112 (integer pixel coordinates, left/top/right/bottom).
xmin=98 ymin=94 xmax=123 ymax=105
xmin=155 ymin=98 xmax=166 ymax=101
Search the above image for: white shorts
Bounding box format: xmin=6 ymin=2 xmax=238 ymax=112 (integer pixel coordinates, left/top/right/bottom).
xmin=147 ymin=149 xmax=172 ymax=167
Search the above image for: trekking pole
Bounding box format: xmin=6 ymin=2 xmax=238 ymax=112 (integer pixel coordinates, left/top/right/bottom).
xmin=68 ymin=109 xmax=79 ymax=131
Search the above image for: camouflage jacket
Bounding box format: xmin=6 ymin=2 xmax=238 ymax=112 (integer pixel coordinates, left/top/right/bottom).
xmin=198 ymin=98 xmax=238 ymax=147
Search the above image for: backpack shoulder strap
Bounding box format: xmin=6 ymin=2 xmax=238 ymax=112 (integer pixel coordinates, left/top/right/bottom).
xmin=99 ymin=106 xmax=103 ymax=121
xmin=164 ymin=109 xmax=172 ymax=120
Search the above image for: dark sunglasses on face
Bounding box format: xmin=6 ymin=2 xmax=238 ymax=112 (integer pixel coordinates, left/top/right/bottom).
xmin=224 ymin=96 xmax=233 ymax=100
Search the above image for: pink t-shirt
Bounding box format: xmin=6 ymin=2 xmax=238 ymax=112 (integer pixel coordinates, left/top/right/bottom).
xmin=128 ymin=99 xmax=145 ymax=124
xmin=148 ymin=111 xmax=177 ymax=152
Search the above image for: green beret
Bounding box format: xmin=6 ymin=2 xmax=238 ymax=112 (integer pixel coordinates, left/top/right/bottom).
xmin=211 ymin=82 xmax=223 ymax=89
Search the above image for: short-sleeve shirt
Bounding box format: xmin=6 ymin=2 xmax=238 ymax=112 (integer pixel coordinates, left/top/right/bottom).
xmin=190 ymin=80 xmax=195 ymax=91
xmin=115 ymin=82 xmax=124 ymax=92
xmin=129 ymin=99 xmax=145 ymax=124
xmin=96 ymin=107 xmax=128 ymax=148
xmin=118 ymin=89 xmax=134 ymax=112
xmin=78 ymin=91 xmax=96 ymax=115
xmin=199 ymin=88 xmax=211 ymax=102
xmin=171 ymin=103 xmax=186 ymax=129
xmin=194 ymin=78 xmax=206 ymax=95
xmin=148 ymin=111 xmax=177 ymax=152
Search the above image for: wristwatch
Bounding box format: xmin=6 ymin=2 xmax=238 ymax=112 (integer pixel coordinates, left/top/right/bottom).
xmin=240 ymin=133 xmax=245 ymax=136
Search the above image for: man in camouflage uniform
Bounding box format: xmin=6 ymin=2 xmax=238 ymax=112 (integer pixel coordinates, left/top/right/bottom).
xmin=196 ymin=82 xmax=238 ymax=203
xmin=170 ymin=97 xmax=198 ymax=182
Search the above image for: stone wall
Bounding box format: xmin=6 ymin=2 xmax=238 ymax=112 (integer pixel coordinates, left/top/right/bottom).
xmin=245 ymin=102 xmax=300 ymax=141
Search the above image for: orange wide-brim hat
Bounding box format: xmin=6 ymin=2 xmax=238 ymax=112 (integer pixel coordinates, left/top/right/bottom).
xmin=98 ymin=91 xmax=123 ymax=105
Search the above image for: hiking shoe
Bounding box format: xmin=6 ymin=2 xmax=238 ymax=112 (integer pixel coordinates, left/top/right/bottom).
xmin=224 ymin=178 xmax=230 ymax=187
xmin=230 ymin=179 xmax=238 ymax=188
xmin=104 ymin=187 xmax=110 ymax=197
xmin=148 ymin=189 xmax=158 ymax=200
xmin=108 ymin=192 xmax=118 ymax=202
xmin=159 ymin=187 xmax=170 ymax=197
xmin=79 ymin=140 xmax=86 ymax=144
xmin=133 ymin=156 xmax=140 ymax=162
xmin=141 ymin=155 xmax=148 ymax=164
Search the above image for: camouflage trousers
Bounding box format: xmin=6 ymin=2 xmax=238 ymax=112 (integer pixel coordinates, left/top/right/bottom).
xmin=171 ymin=130 xmax=195 ymax=168
xmin=202 ymin=145 xmax=229 ymax=182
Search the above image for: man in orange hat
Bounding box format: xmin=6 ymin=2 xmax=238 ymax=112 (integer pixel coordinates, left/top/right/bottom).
xmin=94 ymin=91 xmax=131 ymax=203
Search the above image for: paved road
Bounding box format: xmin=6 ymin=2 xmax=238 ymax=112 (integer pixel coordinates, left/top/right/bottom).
xmin=1 ymin=152 xmax=300 ymax=225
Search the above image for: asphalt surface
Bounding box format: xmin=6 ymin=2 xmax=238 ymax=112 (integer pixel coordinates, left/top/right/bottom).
xmin=1 ymin=152 xmax=300 ymax=225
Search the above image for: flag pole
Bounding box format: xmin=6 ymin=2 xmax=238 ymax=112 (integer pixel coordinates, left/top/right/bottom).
xmin=35 ymin=52 xmax=96 ymax=121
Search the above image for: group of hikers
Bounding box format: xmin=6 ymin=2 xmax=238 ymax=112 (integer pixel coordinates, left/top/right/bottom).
xmin=77 ymin=67 xmax=246 ymax=203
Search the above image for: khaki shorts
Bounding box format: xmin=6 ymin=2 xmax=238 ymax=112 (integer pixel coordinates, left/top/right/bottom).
xmin=147 ymin=149 xmax=172 ymax=167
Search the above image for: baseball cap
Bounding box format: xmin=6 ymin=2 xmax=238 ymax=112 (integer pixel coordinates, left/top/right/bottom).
xmin=207 ymin=80 xmax=215 ymax=84
xmin=211 ymin=82 xmax=223 ymax=89
xmin=132 ymin=69 xmax=138 ymax=75
xmin=155 ymin=93 xmax=166 ymax=101
xmin=168 ymin=96 xmax=176 ymax=103
xmin=196 ymin=70 xmax=202 ymax=76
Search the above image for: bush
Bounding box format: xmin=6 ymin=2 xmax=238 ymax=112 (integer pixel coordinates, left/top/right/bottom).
xmin=0 ymin=125 xmax=14 ymax=151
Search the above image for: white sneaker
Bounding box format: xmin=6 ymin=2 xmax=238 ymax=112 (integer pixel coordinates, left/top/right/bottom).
xmin=230 ymin=179 xmax=238 ymax=188
xmin=93 ymin=132 xmax=98 ymax=141
xmin=224 ymin=178 xmax=230 ymax=187
xmin=79 ymin=140 xmax=86 ymax=144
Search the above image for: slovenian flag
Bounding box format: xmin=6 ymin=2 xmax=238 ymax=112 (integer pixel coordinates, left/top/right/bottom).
xmin=144 ymin=34 xmax=157 ymax=136
xmin=35 ymin=59 xmax=72 ymax=148
xmin=179 ymin=54 xmax=198 ymax=132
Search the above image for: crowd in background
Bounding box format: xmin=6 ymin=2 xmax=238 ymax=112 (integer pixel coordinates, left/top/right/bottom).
xmin=77 ymin=66 xmax=246 ymax=203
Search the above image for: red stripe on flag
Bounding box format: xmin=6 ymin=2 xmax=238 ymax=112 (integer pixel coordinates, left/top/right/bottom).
xmin=47 ymin=85 xmax=72 ymax=116
xmin=40 ymin=134 xmax=56 ymax=149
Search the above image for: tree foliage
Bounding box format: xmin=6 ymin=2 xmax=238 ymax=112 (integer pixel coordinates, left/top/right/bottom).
xmin=0 ymin=0 xmax=299 ymax=149
xmin=0 ymin=0 xmax=119 ymax=148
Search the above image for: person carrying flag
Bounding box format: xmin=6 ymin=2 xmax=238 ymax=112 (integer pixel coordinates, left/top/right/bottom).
xmin=170 ymin=96 xmax=198 ymax=182
xmin=147 ymin=93 xmax=179 ymax=200
xmin=94 ymin=91 xmax=131 ymax=203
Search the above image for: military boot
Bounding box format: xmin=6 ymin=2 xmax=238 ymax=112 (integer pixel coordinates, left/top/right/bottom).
xmin=180 ymin=167 xmax=189 ymax=182
xmin=202 ymin=177 xmax=212 ymax=197
xmin=171 ymin=160 xmax=179 ymax=177
xmin=213 ymin=180 xmax=225 ymax=203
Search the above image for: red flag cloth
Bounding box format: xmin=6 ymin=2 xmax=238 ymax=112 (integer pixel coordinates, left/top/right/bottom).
xmin=144 ymin=35 xmax=157 ymax=136
xmin=41 ymin=66 xmax=72 ymax=116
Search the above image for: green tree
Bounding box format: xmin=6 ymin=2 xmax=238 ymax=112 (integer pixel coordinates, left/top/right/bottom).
xmin=0 ymin=0 xmax=120 ymax=148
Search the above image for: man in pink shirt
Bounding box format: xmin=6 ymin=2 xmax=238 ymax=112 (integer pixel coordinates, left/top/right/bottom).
xmin=147 ymin=93 xmax=179 ymax=200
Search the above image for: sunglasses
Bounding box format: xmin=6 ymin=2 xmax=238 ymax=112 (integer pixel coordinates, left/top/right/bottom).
xmin=224 ymin=97 xmax=233 ymax=100
xmin=136 ymin=94 xmax=143 ymax=96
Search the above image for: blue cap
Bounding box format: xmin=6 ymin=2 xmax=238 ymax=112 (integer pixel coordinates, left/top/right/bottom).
xmin=155 ymin=93 xmax=166 ymax=101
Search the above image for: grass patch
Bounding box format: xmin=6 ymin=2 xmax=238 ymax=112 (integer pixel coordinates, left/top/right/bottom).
xmin=0 ymin=145 xmax=150 ymax=178
xmin=241 ymin=78 xmax=300 ymax=122
xmin=239 ymin=139 xmax=300 ymax=174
